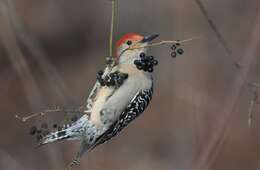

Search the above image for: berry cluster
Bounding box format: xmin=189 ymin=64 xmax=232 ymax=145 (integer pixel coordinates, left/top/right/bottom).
xmin=171 ymin=42 xmax=184 ymax=58
xmin=29 ymin=115 xmax=79 ymax=141
xmin=134 ymin=52 xmax=158 ymax=72
xmin=29 ymin=123 xmax=49 ymax=141
xmin=97 ymin=70 xmax=128 ymax=87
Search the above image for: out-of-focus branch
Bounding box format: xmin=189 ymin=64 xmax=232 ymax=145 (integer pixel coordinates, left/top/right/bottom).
xmin=190 ymin=4 xmax=260 ymax=169
xmin=194 ymin=0 xmax=260 ymax=128
xmin=4 ymin=0 xmax=69 ymax=103
xmin=248 ymin=83 xmax=259 ymax=128
xmin=0 ymin=0 xmax=43 ymax=109
xmin=194 ymin=0 xmax=239 ymax=69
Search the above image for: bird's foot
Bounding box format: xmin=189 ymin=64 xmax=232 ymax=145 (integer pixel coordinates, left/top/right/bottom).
xmin=97 ymin=70 xmax=128 ymax=87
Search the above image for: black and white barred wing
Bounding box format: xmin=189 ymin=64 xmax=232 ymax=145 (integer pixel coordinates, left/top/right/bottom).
xmin=94 ymin=88 xmax=153 ymax=146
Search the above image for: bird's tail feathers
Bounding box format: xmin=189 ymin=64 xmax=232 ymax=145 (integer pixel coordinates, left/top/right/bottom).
xmin=37 ymin=114 xmax=89 ymax=147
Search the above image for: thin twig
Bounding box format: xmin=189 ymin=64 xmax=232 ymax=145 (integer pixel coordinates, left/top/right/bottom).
xmin=109 ymin=0 xmax=115 ymax=58
xmin=15 ymin=107 xmax=84 ymax=122
xmin=129 ymin=36 xmax=200 ymax=50
xmin=108 ymin=0 xmax=117 ymax=68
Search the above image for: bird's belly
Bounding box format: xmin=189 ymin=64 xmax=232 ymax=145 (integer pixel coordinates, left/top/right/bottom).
xmin=90 ymin=87 xmax=114 ymax=126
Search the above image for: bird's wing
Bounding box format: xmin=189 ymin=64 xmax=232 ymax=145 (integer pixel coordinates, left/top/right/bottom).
xmin=69 ymin=88 xmax=153 ymax=160
xmin=94 ymin=87 xmax=153 ymax=147
xmin=84 ymin=81 xmax=101 ymax=113
xmin=83 ymin=66 xmax=115 ymax=113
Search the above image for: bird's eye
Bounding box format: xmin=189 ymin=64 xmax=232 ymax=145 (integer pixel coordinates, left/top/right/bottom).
xmin=126 ymin=40 xmax=132 ymax=46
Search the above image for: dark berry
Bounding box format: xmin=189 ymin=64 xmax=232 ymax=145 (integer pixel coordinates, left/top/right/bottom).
xmin=149 ymin=56 xmax=154 ymax=60
xmin=171 ymin=45 xmax=176 ymax=50
xmin=29 ymin=126 xmax=37 ymax=135
xmin=141 ymin=61 xmax=147 ymax=67
xmin=53 ymin=124 xmax=58 ymax=128
xmin=140 ymin=53 xmax=146 ymax=58
xmin=144 ymin=55 xmax=149 ymax=60
xmin=148 ymin=68 xmax=154 ymax=72
xmin=143 ymin=67 xmax=148 ymax=72
xmin=146 ymin=62 xmax=152 ymax=67
xmin=134 ymin=60 xmax=141 ymax=65
xmin=137 ymin=65 xmax=143 ymax=70
xmin=153 ymin=60 xmax=158 ymax=66
xmin=177 ymin=48 xmax=184 ymax=55
xmin=121 ymin=73 xmax=128 ymax=79
xmin=171 ymin=52 xmax=177 ymax=58
xmin=37 ymin=129 xmax=42 ymax=134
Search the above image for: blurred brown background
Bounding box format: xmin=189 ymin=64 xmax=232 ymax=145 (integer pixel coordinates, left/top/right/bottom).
xmin=0 ymin=0 xmax=260 ymax=170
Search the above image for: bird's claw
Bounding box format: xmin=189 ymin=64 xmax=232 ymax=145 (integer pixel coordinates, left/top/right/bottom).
xmin=97 ymin=70 xmax=128 ymax=87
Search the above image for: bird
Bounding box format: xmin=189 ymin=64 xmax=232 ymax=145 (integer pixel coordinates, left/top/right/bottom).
xmin=37 ymin=33 xmax=159 ymax=169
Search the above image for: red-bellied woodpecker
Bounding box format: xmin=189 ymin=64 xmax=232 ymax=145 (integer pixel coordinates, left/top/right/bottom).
xmin=37 ymin=33 xmax=159 ymax=168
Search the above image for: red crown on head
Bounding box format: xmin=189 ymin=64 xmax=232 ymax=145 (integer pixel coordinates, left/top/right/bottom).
xmin=115 ymin=33 xmax=143 ymax=59
xmin=116 ymin=33 xmax=143 ymax=49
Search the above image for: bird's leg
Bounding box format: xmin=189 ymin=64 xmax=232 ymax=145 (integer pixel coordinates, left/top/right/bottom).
xmin=134 ymin=52 xmax=158 ymax=72
xmin=97 ymin=70 xmax=128 ymax=87
xmin=66 ymin=140 xmax=91 ymax=170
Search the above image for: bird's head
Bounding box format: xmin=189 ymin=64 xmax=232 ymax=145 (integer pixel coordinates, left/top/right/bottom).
xmin=115 ymin=33 xmax=159 ymax=64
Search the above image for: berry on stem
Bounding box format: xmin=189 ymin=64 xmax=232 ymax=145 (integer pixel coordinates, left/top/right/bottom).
xmin=177 ymin=48 xmax=184 ymax=55
xmin=171 ymin=52 xmax=177 ymax=58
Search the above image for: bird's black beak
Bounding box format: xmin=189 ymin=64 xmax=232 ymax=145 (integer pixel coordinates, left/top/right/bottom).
xmin=141 ymin=34 xmax=159 ymax=43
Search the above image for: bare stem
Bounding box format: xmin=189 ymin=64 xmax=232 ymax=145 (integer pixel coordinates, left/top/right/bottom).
xmin=108 ymin=0 xmax=116 ymax=66
xmin=15 ymin=107 xmax=84 ymax=122
xmin=129 ymin=36 xmax=200 ymax=50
